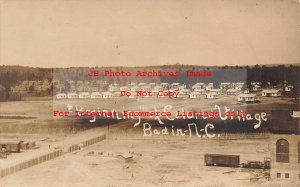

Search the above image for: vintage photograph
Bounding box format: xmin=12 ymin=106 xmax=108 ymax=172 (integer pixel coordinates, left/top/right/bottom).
xmin=0 ymin=0 xmax=299 ymax=186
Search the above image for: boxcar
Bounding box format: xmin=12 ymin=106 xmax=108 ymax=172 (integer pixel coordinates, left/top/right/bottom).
xmin=205 ymin=154 xmax=240 ymax=167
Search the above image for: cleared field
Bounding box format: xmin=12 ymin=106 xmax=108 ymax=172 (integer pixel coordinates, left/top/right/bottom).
xmin=0 ymin=96 xmax=296 ymax=125
xmin=0 ymin=97 xmax=298 ymax=187
xmin=1 ymin=134 xmax=297 ymax=187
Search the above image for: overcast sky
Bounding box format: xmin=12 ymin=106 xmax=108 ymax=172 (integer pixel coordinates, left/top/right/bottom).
xmin=0 ymin=0 xmax=299 ymax=68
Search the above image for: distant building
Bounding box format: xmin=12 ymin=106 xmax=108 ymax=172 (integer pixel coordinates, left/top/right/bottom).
xmin=269 ymin=110 xmax=300 ymax=183
xmin=189 ymin=92 xmax=202 ymax=99
xmin=179 ymin=89 xmax=190 ymax=97
xmin=113 ymin=92 xmax=121 ymax=98
xmin=243 ymin=89 xmax=250 ymax=94
xmin=270 ymin=134 xmax=300 ymax=182
xmin=235 ymin=82 xmax=244 ymax=86
xmin=119 ymin=86 xmax=130 ymax=92
xmin=90 ymin=92 xmax=102 ymax=98
xmin=178 ymin=85 xmax=187 ymax=91
xmin=220 ymin=82 xmax=231 ymax=90
xmin=192 ymin=86 xmax=205 ymax=93
xmin=251 ymin=82 xmax=262 ymax=86
xmin=78 ymin=92 xmax=90 ymax=99
xmin=206 ymin=93 xmax=217 ymax=99
xmin=238 ymin=94 xmax=256 ymax=102
xmin=284 ymin=85 xmax=294 ymax=92
xmin=56 ymin=93 xmax=67 ymax=99
xmin=160 ymin=83 xmax=169 ymax=90
xmin=226 ymin=89 xmax=238 ymax=95
xmin=192 ymin=83 xmax=206 ymax=90
xmin=171 ymin=83 xmax=181 ymax=91
xmin=128 ymin=83 xmax=136 ymax=87
xmin=251 ymin=85 xmax=261 ymax=91
xmin=194 ymin=89 xmax=206 ymax=95
xmin=108 ymin=86 xmax=119 ymax=92
xmin=210 ymin=89 xmax=221 ymax=95
xmin=262 ymin=89 xmax=281 ymax=97
xmin=67 ymin=93 xmax=79 ymax=99
xmin=234 ymin=86 xmax=243 ymax=91
xmin=102 ymin=92 xmax=113 ymax=99
xmin=205 ymin=83 xmax=214 ymax=92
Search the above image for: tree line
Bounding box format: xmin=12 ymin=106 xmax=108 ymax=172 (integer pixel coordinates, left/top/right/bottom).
xmin=0 ymin=64 xmax=299 ymax=101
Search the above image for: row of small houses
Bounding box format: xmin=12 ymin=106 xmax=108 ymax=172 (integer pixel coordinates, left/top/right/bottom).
xmin=238 ymin=89 xmax=282 ymax=102
xmin=107 ymin=82 xmax=245 ymax=92
xmin=55 ymin=91 xmax=224 ymax=100
xmin=108 ymin=82 xmax=292 ymax=93
xmin=55 ymin=89 xmax=282 ymax=101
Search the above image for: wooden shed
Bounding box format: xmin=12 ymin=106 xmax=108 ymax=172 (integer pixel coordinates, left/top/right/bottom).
xmin=0 ymin=141 xmax=22 ymax=153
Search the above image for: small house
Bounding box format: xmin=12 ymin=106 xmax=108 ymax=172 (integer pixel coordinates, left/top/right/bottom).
xmin=262 ymin=89 xmax=281 ymax=97
xmin=205 ymin=84 xmax=214 ymax=92
xmin=192 ymin=84 xmax=206 ymax=91
xmin=193 ymin=88 xmax=205 ymax=94
xmin=119 ymin=86 xmax=130 ymax=92
xmin=160 ymin=83 xmax=169 ymax=90
xmin=90 ymin=92 xmax=102 ymax=98
xmin=189 ymin=92 xmax=202 ymax=99
xmin=243 ymin=89 xmax=250 ymax=94
xmin=234 ymin=82 xmax=244 ymax=87
xmin=79 ymin=92 xmax=90 ymax=99
xmin=113 ymin=92 xmax=121 ymax=98
xmin=171 ymin=83 xmax=181 ymax=90
xmin=238 ymin=94 xmax=256 ymax=102
xmin=251 ymin=85 xmax=261 ymax=91
xmin=178 ymin=85 xmax=187 ymax=91
xmin=56 ymin=93 xmax=67 ymax=99
xmin=284 ymin=85 xmax=293 ymax=92
xmin=206 ymin=93 xmax=218 ymax=99
xmin=179 ymin=89 xmax=190 ymax=97
xmin=108 ymin=86 xmax=119 ymax=92
xmin=220 ymin=82 xmax=231 ymax=90
xmin=128 ymin=83 xmax=136 ymax=87
xmin=210 ymin=89 xmax=221 ymax=95
xmin=102 ymin=92 xmax=113 ymax=99
xmin=226 ymin=89 xmax=238 ymax=95
xmin=194 ymin=83 xmax=206 ymax=88
xmin=67 ymin=93 xmax=79 ymax=99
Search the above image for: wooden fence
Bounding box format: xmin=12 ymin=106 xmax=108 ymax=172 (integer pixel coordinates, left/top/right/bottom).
xmin=0 ymin=134 xmax=106 ymax=178
xmin=67 ymin=134 xmax=106 ymax=152
xmin=0 ymin=149 xmax=63 ymax=178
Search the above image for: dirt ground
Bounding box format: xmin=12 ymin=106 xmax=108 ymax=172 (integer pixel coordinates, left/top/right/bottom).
xmin=0 ymin=96 xmax=296 ymax=122
xmin=0 ymin=134 xmax=292 ymax=187
xmin=0 ymin=97 xmax=299 ymax=187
